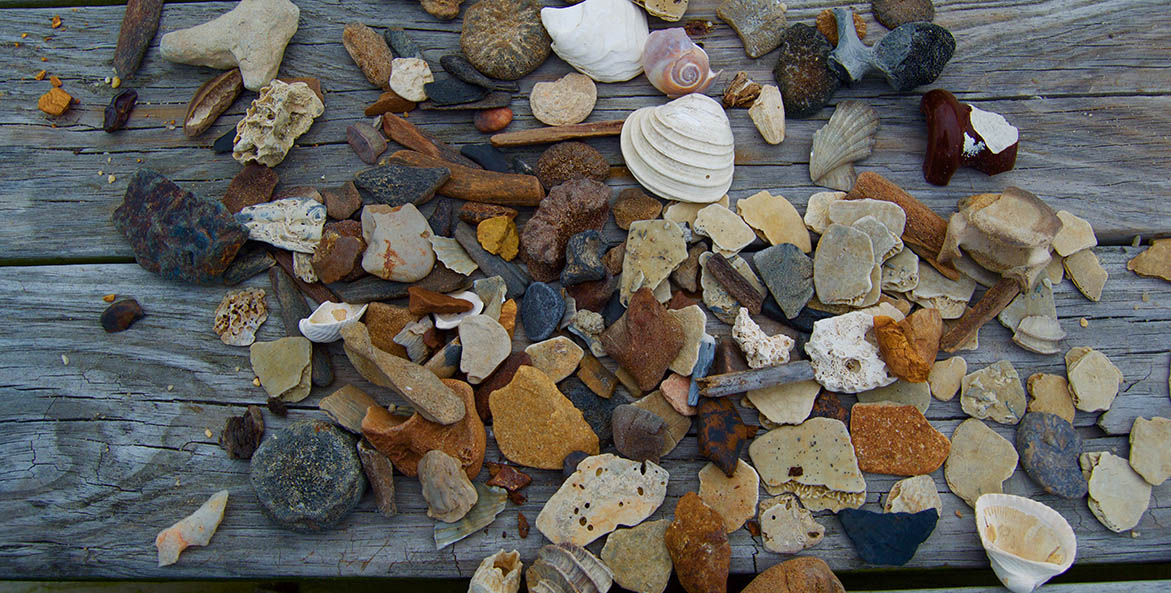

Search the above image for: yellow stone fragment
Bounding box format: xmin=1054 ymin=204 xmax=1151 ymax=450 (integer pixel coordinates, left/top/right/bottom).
xmin=476 ymin=216 xmax=519 ymax=261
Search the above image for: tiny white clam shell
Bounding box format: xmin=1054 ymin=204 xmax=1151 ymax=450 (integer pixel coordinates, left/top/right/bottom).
xmin=975 ymin=493 xmax=1076 ymax=593
xmin=434 ymin=291 xmax=485 ymax=329
xmin=809 ymin=100 xmax=879 ymax=191
xmin=298 ymin=301 xmax=368 ymax=343
xmin=541 ymin=0 xmax=649 ymax=83
xmin=641 ymin=28 xmax=719 ymax=98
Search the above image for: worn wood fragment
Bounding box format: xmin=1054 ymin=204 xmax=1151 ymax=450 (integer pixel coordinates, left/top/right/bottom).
xmin=380 ymin=112 xmax=481 ymax=169
xmin=388 ymin=150 xmax=545 ymax=206
xmin=113 ymin=0 xmax=163 ymax=79
xmin=940 ymin=277 xmax=1020 ymax=353
xmin=705 ymin=253 xmax=764 ymax=314
xmin=698 ymin=361 xmax=815 ymax=397
xmin=489 ymin=120 xmax=624 ymax=147
xmin=847 ymin=172 xmax=961 ymax=280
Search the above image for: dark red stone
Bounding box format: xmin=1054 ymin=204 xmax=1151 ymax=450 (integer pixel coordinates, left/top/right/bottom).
xmin=103 ymin=89 xmax=137 ymax=133
xmin=517 ymin=512 xmax=530 ymax=537
xmin=222 ymin=162 xmax=279 ymax=213
xmin=320 ymin=182 xmax=363 ymax=220
xmin=600 ymin=287 xmax=684 ymax=392
xmin=519 ymin=178 xmax=610 ymax=282
xmin=486 ymin=463 xmax=532 ymax=492
xmin=697 ymin=397 xmax=753 ymax=477
xmin=101 ymin=298 xmax=144 ymax=332
xmin=565 ymin=273 xmax=617 ymax=312
xmin=921 ymin=89 xmax=1018 ymax=186
xmin=311 ymin=231 xmax=366 ymax=284
xmin=809 ymin=391 xmax=850 ymax=425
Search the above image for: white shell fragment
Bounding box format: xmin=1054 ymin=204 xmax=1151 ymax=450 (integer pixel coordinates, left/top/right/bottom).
xmin=298 ymin=301 xmax=368 ymax=343
xmin=541 ymin=0 xmax=649 ymax=83
xmin=804 ymin=311 xmax=896 ymax=394
xmin=434 ymin=291 xmax=484 ymax=330
xmin=469 ymin=549 xmax=523 ymax=593
xmin=827 ymin=198 xmax=907 ymax=237
xmin=236 ymin=197 xmax=326 ymax=253
xmin=809 ymin=101 xmax=878 ymax=191
xmin=1129 ymin=417 xmax=1171 ymax=486
xmin=884 ymin=475 xmax=943 ymax=515
xmin=758 ymin=493 xmax=824 ymax=554
xmin=736 ymin=190 xmax=809 ymax=251
xmin=536 ymin=454 xmax=669 ymax=546
xmin=620 ymin=93 xmax=735 ymax=204
xmin=852 ymin=215 xmax=903 ymax=264
xmin=1065 ymin=347 xmax=1123 ymax=412
xmin=213 ymin=288 xmax=268 ymax=346
xmin=748 ymin=417 xmax=866 ymax=512
xmin=748 ymin=84 xmax=786 ymax=144
xmin=1080 ymin=451 xmax=1151 ymax=533
xmin=975 ymin=493 xmax=1076 ymax=593
xmin=156 ymin=489 xmax=229 ymax=567
xmin=732 ymin=308 xmax=794 ymax=369
xmin=233 ymin=80 xmax=324 ymax=167
xmin=928 ymin=356 xmax=966 ymax=401
xmin=430 ymin=235 xmax=479 ymax=276
xmin=528 ymin=544 xmax=613 ymax=593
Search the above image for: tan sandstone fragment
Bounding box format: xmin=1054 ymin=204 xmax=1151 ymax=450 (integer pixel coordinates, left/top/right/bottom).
xmin=1081 ymin=451 xmax=1151 ymax=532
xmin=536 ymin=453 xmax=669 ymax=546
xmin=945 ymin=418 xmax=1017 ymax=507
xmin=748 ymin=417 xmax=866 ymax=511
xmin=884 ymin=474 xmax=942 ymax=515
xmin=1129 ymin=417 xmax=1171 ymax=486
xmin=736 ymin=190 xmax=808 ymax=251
xmin=490 ymin=366 xmax=599 ymax=469
xmin=1065 ymin=347 xmax=1123 ymax=412
xmin=697 ymin=460 xmax=759 ymax=533
xmin=1027 ymin=373 xmax=1076 ymax=422
xmin=758 ymin=493 xmax=824 ymax=554
xmin=927 ymin=356 xmax=965 ymax=401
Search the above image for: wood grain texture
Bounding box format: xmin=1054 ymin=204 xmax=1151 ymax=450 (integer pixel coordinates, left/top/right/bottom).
xmin=0 ymin=247 xmax=1168 ymax=579
xmin=0 ymin=0 xmax=1170 ymax=261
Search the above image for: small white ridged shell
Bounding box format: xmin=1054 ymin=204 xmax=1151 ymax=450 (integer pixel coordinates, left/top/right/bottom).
xmin=975 ymin=493 xmax=1076 ymax=593
xmin=641 ymin=28 xmax=719 ymax=98
xmin=541 ymin=0 xmax=649 ymax=83
xmin=434 ymin=291 xmax=485 ymax=329
xmin=621 ymin=93 xmax=735 ymax=204
xmin=429 ymin=235 xmax=478 ymax=276
xmin=809 ymin=100 xmax=879 ymax=191
xmin=297 ymin=301 xmax=368 ymax=343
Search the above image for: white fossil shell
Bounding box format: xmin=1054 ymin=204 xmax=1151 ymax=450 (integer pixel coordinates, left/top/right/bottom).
xmin=641 ymin=28 xmax=719 ymax=98
xmin=541 ymin=0 xmax=649 ymax=83
xmin=975 ymin=493 xmax=1076 ymax=593
xmin=809 ymin=100 xmax=879 ymax=191
xmin=236 ymin=197 xmax=326 ymax=253
xmin=620 ymin=93 xmax=735 ymax=204
xmin=433 ymin=291 xmax=484 ymax=330
xmin=430 ymin=235 xmax=478 ymax=276
xmin=298 ymin=301 xmax=368 ymax=343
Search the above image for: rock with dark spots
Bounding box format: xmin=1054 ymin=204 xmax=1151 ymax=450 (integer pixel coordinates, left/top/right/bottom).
xmin=612 ymin=404 xmax=667 ymax=463
xmin=519 ymin=178 xmax=610 ymax=281
xmin=311 ymin=230 xmax=366 ymax=284
xmin=672 ymin=244 xmax=706 ymax=293
xmin=220 ymin=405 xmax=264 ymax=459
xmin=561 ymin=230 xmax=607 ymax=287
xmin=520 ymin=282 xmax=564 ymax=341
xmin=320 ymin=182 xmax=362 ymax=220
xmin=250 ymin=420 xmax=366 ymax=532
xmin=353 ymin=165 xmax=451 ymax=207
xmin=440 ymin=54 xmax=520 ymax=92
xmin=213 ymin=128 xmax=235 ymax=153
xmin=460 ymin=144 xmax=512 ymax=173
xmin=113 ymin=170 xmax=249 ymax=284
xmin=837 ymin=508 xmax=938 ymax=566
xmin=665 ymin=492 xmax=731 ymax=593
xmin=428 ymin=197 xmax=457 ymax=237
xmin=346 ymin=122 xmax=388 ymax=164
xmin=601 ymin=288 xmax=684 ymax=392
xmin=455 ymin=221 xmax=531 ymax=299
xmin=1016 ymin=412 xmax=1087 ymax=499
xmin=872 ymin=0 xmax=934 ymax=29
xmin=474 ymin=351 xmax=532 ymax=422
xmin=612 ymin=188 xmax=663 ymax=231
xmin=535 ymin=142 xmax=609 ymax=190
xmin=565 ymin=273 xmax=617 ymax=312
xmin=385 ymin=28 xmax=423 ymax=60
xmin=697 ymin=397 xmax=753 ymax=477
xmin=772 ymin=24 xmax=840 ymax=118
xmin=101 ymin=299 xmax=144 ymax=332
xmin=424 ymin=77 xmax=491 ymax=106
xmin=343 ymin=22 xmax=395 ymax=90
xmin=755 ymin=243 xmax=814 ymax=318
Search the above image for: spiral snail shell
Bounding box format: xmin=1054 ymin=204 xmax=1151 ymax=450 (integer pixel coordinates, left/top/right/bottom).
xmin=641 ymin=28 xmax=720 ymax=98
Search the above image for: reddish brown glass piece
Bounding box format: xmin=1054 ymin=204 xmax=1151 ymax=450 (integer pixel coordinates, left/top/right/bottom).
xmin=921 ymin=89 xmax=1019 ymax=186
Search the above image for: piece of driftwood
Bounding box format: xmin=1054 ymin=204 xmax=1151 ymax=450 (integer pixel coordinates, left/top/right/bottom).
xmin=698 ymin=361 xmax=815 ymax=397
xmin=387 ymin=150 xmax=545 ymax=206
xmin=489 ymin=120 xmax=624 ymax=147
xmin=380 ymin=112 xmax=481 ymax=169
xmin=940 ymin=276 xmax=1021 ymax=353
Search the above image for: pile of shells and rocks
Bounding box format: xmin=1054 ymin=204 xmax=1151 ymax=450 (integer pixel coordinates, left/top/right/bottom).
xmin=66 ymin=0 xmax=1171 ymax=590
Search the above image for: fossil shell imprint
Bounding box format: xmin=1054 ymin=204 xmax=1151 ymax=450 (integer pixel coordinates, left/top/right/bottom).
xmin=620 ymin=93 xmax=735 ymax=204
xmin=809 ymin=100 xmax=879 ymax=190
xmin=541 ymin=0 xmax=649 ymax=83
xmin=298 ymin=301 xmax=368 ymax=343
xmin=975 ymin=493 xmax=1076 ymax=593
xmin=641 ymin=28 xmax=720 ymax=98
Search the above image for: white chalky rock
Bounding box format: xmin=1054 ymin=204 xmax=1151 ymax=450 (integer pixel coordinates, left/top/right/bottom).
xmin=693 ymin=203 xmax=756 ymax=256
xmin=803 ymin=191 xmax=846 ymax=234
xmin=1081 ymin=451 xmax=1151 ymax=533
xmin=758 ymin=493 xmax=824 ymax=554
xmin=883 ymin=474 xmax=942 ymax=515
xmin=804 ymin=311 xmax=896 ymax=393
xmin=236 ymin=197 xmax=325 ymax=253
xmin=731 ymin=308 xmax=794 ymax=369
xmin=233 ymin=80 xmax=324 ymax=167
xmin=389 ymin=57 xmax=434 ymax=102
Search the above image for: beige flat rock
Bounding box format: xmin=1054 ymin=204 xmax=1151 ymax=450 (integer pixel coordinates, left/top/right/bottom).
xmin=600 ymin=520 xmax=672 ymax=593
xmin=881 ymin=248 xmax=920 ymax=292
xmin=631 ymin=390 xmax=691 ymax=457
xmin=736 ymin=191 xmax=810 ymax=252
xmin=1126 ymin=238 xmax=1171 ymax=282
xmin=1081 ymin=451 xmax=1151 ymax=532
xmin=536 ymin=453 xmax=669 ymax=546
xmin=694 ymin=203 xmax=756 ymax=256
xmin=758 ymin=493 xmax=824 ymax=554
xmin=803 ymin=191 xmax=846 ymax=234
xmin=1129 ymin=417 xmax=1171 ymax=486
xmin=621 ymin=220 xmax=689 ymax=306
xmin=698 ymin=460 xmax=759 ymax=533
xmin=746 ymin=380 xmax=820 ymax=425
xmin=945 ymin=418 xmax=1017 ymax=507
xmin=748 ymin=417 xmax=865 ymax=512
xmin=1052 ymin=211 xmax=1097 ymax=257
xmin=856 ymin=380 xmax=931 ymax=414
xmin=1065 ymin=347 xmax=1123 ymax=412
xmin=667 ymin=305 xmax=709 ymax=375
xmin=813 ymin=224 xmax=876 ymax=307
xmin=910 ymin=261 xmax=976 ymax=319
xmin=525 ymin=336 xmax=584 ymax=383
xmin=883 ymin=474 xmax=942 ymax=515
xmin=1027 ymin=373 xmax=1076 ymax=422
xmin=664 ymin=195 xmax=729 ymax=228
xmin=249 ymin=336 xmax=312 ymax=402
xmin=828 ymin=198 xmax=907 ymax=236
xmin=1064 ymin=249 xmax=1108 ymax=301
xmin=852 ymin=215 xmax=903 ymax=264
xmin=961 ymin=361 xmax=1027 ymax=425
xmin=928 ymin=357 xmax=966 ymax=401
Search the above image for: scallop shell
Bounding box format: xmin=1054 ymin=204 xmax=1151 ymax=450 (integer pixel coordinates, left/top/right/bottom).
xmin=541 ymin=0 xmax=649 ymax=83
xmin=809 ymin=100 xmax=879 ymax=190
xmin=297 ymin=301 xmax=368 ymax=343
xmin=435 ymin=483 xmax=508 ymax=549
xmin=526 ymin=543 xmax=613 ymax=593
xmin=434 ymin=291 xmax=485 ymax=329
xmin=430 ymin=235 xmax=479 ymax=276
xmin=620 ymin=93 xmax=735 ymax=204
xmin=641 ymin=28 xmax=720 ymax=98
xmin=975 ymin=493 xmax=1076 ymax=593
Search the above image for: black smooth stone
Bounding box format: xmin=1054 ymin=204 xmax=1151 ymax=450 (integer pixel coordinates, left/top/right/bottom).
xmin=439 ymin=54 xmax=519 ymax=92
xmin=1017 ymin=412 xmax=1087 ymax=499
xmin=561 ymin=377 xmax=623 ymax=448
xmin=419 ymin=91 xmax=513 ymax=111
xmin=213 ymin=128 xmax=235 ymax=153
xmin=460 ymin=144 xmax=511 ymax=173
xmin=353 ymin=164 xmax=451 ymax=207
xmin=838 ymin=508 xmax=938 ymax=566
xmin=423 ymin=77 xmax=490 ymax=106
xmin=561 ymin=230 xmax=606 ymax=287
xmin=250 ymin=420 xmax=366 ymax=532
xmin=384 ymin=27 xmax=423 ymax=60
xmin=602 ymin=292 xmax=625 ymax=326
xmin=520 ymin=281 xmax=564 ymax=341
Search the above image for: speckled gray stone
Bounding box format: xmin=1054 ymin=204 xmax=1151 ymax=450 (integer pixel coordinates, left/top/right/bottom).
xmin=1016 ymin=412 xmax=1087 ymax=499
xmin=754 ymin=243 xmax=813 ymax=319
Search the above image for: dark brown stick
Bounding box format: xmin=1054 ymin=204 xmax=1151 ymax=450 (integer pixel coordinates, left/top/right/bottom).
xmin=940 ymin=276 xmax=1021 ymax=352
xmin=387 ymin=150 xmax=545 ymax=207
xmin=489 ymin=120 xmax=624 ymax=147
xmin=380 ymin=113 xmax=481 ymax=169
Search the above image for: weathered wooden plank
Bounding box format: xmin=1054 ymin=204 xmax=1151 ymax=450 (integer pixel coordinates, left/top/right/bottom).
xmin=0 ymin=247 xmax=1168 ymax=579
xmin=1 ymin=0 xmax=1170 ymax=261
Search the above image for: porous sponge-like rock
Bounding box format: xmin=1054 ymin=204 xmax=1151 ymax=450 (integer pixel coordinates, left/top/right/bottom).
xmin=234 ymin=80 xmax=324 ymax=167
xmin=731 ymin=308 xmax=793 ymax=368
xmin=804 ymin=311 xmax=895 ymax=393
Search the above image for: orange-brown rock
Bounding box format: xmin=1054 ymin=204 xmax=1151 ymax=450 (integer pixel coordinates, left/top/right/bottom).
xmin=473 ymin=351 xmax=532 ymax=422
xmin=408 ymin=286 xmax=475 ymax=315
xmin=601 ymin=287 xmax=685 ymax=392
xmin=741 ymin=557 xmax=845 ymax=593
xmin=488 ymin=366 xmax=599 ymax=469
xmin=499 ymin=299 xmax=518 ymax=338
xmin=458 ymin=202 xmax=518 ymax=225
xmin=874 ymin=308 xmax=943 ymax=383
xmin=665 ymin=492 xmax=730 ymax=593
xmin=816 ymin=9 xmax=866 ymax=46
xmin=364 ymin=89 xmax=416 ymax=116
xmin=365 ymin=303 xmax=419 ymax=358
xmin=38 ymin=87 xmax=73 ymax=116
xmin=849 ymin=402 xmax=950 ymax=476
xmin=361 ymin=378 xmax=486 ymax=479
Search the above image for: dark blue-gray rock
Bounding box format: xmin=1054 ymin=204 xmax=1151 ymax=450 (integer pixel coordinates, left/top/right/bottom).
xmin=454 ymin=221 xmax=530 ymax=299
xmin=828 ymin=7 xmax=954 ymax=91
xmin=112 ymin=170 xmax=249 ymax=284
xmin=428 ymin=197 xmax=457 ymax=237
xmin=439 ymin=54 xmax=519 ymax=92
xmin=779 ymin=302 xmax=835 ymax=333
xmin=611 ymin=404 xmax=667 ymax=463
xmin=838 ymin=508 xmax=938 ymax=566
xmin=460 ymin=144 xmax=512 ymax=173
xmin=423 ymin=77 xmax=490 ymax=106
xmin=688 ymin=336 xmax=716 ymax=406
xmin=327 ymin=265 xmax=473 ymax=303
xmin=384 ymin=27 xmax=423 ymax=60
xmin=562 ymin=449 xmax=591 ymax=478
xmin=420 ymin=91 xmax=513 ymax=111
xmin=520 ymin=282 xmax=564 ymax=341
xmin=1016 ymin=412 xmax=1087 ymax=499
xmin=213 ymin=128 xmax=235 ymax=153
xmin=221 ymin=244 xmax=275 ymax=285
xmin=602 ymin=292 xmax=625 ymax=326
xmin=250 ymin=420 xmax=366 ymax=532
xmin=754 ymin=243 xmax=814 ymax=319
xmin=561 ymin=377 xmax=622 ymax=447
xmin=561 ymin=230 xmax=607 ymax=287
xmin=353 ymin=165 xmax=450 ymax=207
xmin=269 ymin=267 xmax=333 ymax=387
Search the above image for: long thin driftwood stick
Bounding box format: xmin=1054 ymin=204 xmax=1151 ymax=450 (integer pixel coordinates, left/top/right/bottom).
xmin=940 ymin=276 xmax=1021 ymax=352
xmin=490 ymin=120 xmax=624 ymax=147
xmin=698 ymin=361 xmax=815 ymax=398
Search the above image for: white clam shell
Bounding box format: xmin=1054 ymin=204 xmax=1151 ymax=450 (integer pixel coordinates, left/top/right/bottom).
xmin=434 ymin=291 xmax=485 ymax=329
xmin=809 ymin=100 xmax=879 ymax=191
xmin=620 ymin=93 xmax=735 ymax=204
xmin=975 ymin=493 xmax=1076 ymax=593
xmin=541 ymin=0 xmax=649 ymax=83
xmin=298 ymin=301 xmax=368 ymax=343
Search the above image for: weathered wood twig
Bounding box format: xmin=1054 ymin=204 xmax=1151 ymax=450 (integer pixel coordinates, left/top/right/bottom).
xmin=705 ymin=253 xmax=763 ymax=315
xmin=388 ymin=150 xmax=545 ymax=206
xmin=381 ymin=113 xmax=481 ymax=169
xmin=698 ymin=360 xmax=815 ymax=398
xmin=848 ymin=172 xmax=962 ymax=280
xmin=940 ymin=276 xmax=1021 ymax=352
xmin=489 ymin=120 xmax=624 ymax=147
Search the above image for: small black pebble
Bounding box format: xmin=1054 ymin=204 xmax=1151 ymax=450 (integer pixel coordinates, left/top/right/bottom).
xmin=266 ymin=397 xmax=289 ymax=417
xmin=461 ymin=144 xmax=511 ymax=173
xmin=213 ymin=128 xmax=235 ymax=153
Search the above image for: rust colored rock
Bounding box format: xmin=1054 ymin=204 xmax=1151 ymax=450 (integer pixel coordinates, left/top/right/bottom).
xmin=518 ymin=512 xmax=530 ymax=537
xmin=347 ymin=122 xmax=388 ymax=165
xmin=321 ymin=182 xmax=362 ymax=220
xmin=473 ymin=351 xmax=532 ymax=422
xmin=602 ymin=241 xmax=626 ymax=276
xmin=535 ymin=141 xmax=609 ymax=190
xmin=38 ymin=88 xmax=73 ymax=116
xmin=220 ymin=405 xmax=264 ymax=459
xmin=601 ymin=287 xmax=685 ymax=392
xmin=665 ymin=492 xmax=731 ymax=593
xmin=741 ymin=557 xmax=845 ymax=593
xmin=311 ymin=230 xmax=366 ymax=284
xmin=520 ymin=178 xmax=611 ymax=282
xmin=114 ymin=0 xmax=164 ymax=79
xmin=458 ymin=202 xmax=519 ymax=225
xmin=381 ymin=114 xmax=482 ymax=170
xmin=475 ymin=107 xmax=514 ymax=133
xmin=408 ymin=286 xmax=475 ymax=315
xmin=343 ymin=22 xmax=395 ymax=90
xmin=486 ymin=463 xmax=533 ymax=492
xmin=361 ymin=378 xmax=486 ymax=478
xmin=850 ymin=402 xmax=950 ymax=476
xmin=565 ymin=273 xmax=617 ymax=312
xmin=874 ymin=308 xmax=943 ymax=383
xmin=422 ymin=0 xmax=463 ymax=19
xmin=612 ymin=188 xmax=663 ymax=231
xmin=222 ymin=163 xmax=278 ymax=214
xmin=365 ymin=90 xmax=417 ymax=116
xmin=816 ymin=9 xmax=866 ymax=46
xmin=364 ymin=302 xmax=419 ymax=358
xmin=697 ymin=397 xmax=753 ymax=477
xmin=101 ymin=298 xmax=144 ymax=332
